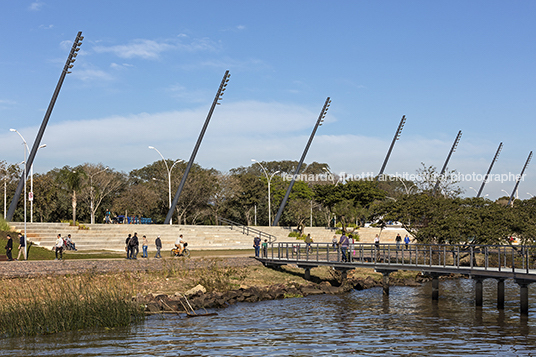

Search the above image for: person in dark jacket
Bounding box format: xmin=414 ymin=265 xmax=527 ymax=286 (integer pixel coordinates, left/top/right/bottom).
xmin=5 ymin=234 xmax=13 ymax=261
xmin=155 ymin=236 xmax=162 ymax=258
xmin=16 ymin=233 xmax=26 ymax=260
xmin=129 ymin=233 xmax=139 ymax=259
xmin=125 ymin=234 xmax=132 ymax=259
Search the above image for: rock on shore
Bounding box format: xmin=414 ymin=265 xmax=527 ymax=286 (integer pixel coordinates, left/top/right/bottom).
xmin=141 ymin=276 xmax=382 ymax=314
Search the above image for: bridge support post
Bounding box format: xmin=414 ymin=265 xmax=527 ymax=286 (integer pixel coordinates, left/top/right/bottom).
xmin=474 ymin=277 xmax=484 ymax=307
xmin=304 ymin=267 xmax=311 ymax=281
xmin=515 ymin=279 xmax=530 ymax=315
xmin=298 ymin=265 xmax=317 ymax=282
xmin=376 ymin=270 xmax=396 ymax=296
xmin=496 ymin=278 xmax=505 ymax=310
xmin=431 ymin=274 xmax=440 ymax=301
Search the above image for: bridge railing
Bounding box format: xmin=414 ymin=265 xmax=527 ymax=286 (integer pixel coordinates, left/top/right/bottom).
xmin=263 ymin=242 xmax=536 ymax=274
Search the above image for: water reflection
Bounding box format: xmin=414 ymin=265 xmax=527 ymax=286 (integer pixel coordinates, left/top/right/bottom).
xmin=0 ymin=278 xmax=535 ymax=356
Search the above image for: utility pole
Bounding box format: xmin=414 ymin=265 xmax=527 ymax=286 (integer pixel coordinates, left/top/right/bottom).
xmin=272 ymin=97 xmax=331 ymax=226
xmin=164 ymin=70 xmax=230 ymax=224
xmin=7 ymin=32 xmax=83 ymax=221
xmin=476 ymin=142 xmax=502 ymax=198
xmin=377 ymin=115 xmax=406 ymax=181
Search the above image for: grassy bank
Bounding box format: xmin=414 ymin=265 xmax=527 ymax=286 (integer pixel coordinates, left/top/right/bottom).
xmin=0 ymin=273 xmax=144 ymax=337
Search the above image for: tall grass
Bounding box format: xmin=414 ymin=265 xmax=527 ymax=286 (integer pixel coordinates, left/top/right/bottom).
xmin=0 ymin=273 xmax=144 ymax=337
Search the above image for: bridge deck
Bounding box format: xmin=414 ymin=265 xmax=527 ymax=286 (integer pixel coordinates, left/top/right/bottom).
xmin=257 ymin=242 xmax=536 ymax=283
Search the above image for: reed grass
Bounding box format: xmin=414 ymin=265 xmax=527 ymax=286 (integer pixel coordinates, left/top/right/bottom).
xmin=0 ymin=273 xmax=144 ymax=337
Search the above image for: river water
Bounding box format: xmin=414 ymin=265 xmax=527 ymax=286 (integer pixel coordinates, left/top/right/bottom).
xmin=1 ymin=278 xmax=536 ymax=356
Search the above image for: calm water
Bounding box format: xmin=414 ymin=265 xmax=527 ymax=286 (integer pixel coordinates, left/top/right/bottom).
xmin=1 ymin=279 xmax=536 ymax=356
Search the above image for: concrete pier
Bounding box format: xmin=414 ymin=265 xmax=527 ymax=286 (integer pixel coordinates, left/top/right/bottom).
xmin=496 ymin=278 xmax=505 ymax=310
xmin=474 ymin=277 xmax=484 ymax=307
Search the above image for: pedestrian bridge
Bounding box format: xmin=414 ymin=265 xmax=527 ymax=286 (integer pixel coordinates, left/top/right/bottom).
xmin=256 ymin=242 xmax=536 ymax=315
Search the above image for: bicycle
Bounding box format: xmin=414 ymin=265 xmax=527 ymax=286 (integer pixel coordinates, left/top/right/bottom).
xmin=171 ymin=243 xmax=191 ymax=258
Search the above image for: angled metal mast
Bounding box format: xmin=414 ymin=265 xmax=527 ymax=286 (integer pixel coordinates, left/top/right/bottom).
xmin=164 ymin=70 xmax=231 ymax=224
xmin=433 ymin=130 xmax=462 ymax=196
xmin=377 ymin=115 xmax=406 ymax=181
xmin=476 ymin=142 xmax=502 ymax=198
xmin=272 ymin=97 xmax=331 ymax=226
xmin=7 ymin=32 xmax=84 ymax=221
xmin=507 ymin=151 xmax=532 ymax=207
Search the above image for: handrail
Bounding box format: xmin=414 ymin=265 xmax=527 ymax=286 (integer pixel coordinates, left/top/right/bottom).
xmin=217 ymin=217 xmax=277 ymax=243
xmin=261 ymin=242 xmax=536 ymax=279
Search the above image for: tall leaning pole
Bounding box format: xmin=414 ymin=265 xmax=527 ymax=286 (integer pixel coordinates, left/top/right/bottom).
xmin=433 ymin=130 xmax=462 ymax=196
xmin=376 ymin=115 xmax=406 ymax=181
xmin=476 ymin=142 xmax=503 ymax=198
xmin=164 ymin=70 xmax=231 ymax=224
xmin=7 ymin=32 xmax=84 ymax=221
xmin=507 ymin=151 xmax=532 ymax=207
xmin=272 ymin=97 xmax=331 ymax=226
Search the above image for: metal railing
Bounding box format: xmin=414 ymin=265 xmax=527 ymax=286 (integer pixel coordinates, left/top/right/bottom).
xmin=217 ymin=217 xmax=277 ymax=243
xmin=262 ymin=242 xmax=536 ymax=276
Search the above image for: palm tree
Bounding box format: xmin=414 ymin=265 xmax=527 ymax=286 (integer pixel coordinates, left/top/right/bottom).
xmin=57 ymin=166 xmax=87 ymax=224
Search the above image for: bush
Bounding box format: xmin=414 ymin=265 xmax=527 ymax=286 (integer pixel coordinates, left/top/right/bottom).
xmin=288 ymin=232 xmax=306 ymax=240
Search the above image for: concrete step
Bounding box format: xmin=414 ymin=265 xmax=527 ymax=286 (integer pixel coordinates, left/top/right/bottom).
xmin=9 ymin=223 xmax=411 ymax=252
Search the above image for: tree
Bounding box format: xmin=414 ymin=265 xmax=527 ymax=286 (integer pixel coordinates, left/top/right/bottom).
xmin=57 ymin=166 xmax=87 ymax=224
xmin=79 ymin=164 xmax=126 ymax=224
xmin=415 ymin=162 xmax=463 ymax=198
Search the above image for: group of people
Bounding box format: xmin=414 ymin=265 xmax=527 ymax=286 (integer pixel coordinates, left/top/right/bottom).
xmin=124 ymin=233 xmax=187 ymax=259
xmin=253 ymin=236 xmax=268 ymax=257
xmin=53 ymin=234 xmax=77 ymax=260
xmin=3 ymin=233 xmax=26 ymax=261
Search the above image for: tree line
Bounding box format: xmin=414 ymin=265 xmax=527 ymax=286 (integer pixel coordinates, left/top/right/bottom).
xmin=2 ymin=159 xmax=535 ymax=245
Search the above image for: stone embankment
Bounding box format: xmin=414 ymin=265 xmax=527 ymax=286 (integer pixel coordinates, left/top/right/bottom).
xmin=142 ymin=276 xmax=384 ymax=314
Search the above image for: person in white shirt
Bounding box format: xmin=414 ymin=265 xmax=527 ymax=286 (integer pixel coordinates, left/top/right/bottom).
xmin=55 ymin=234 xmax=64 ymax=260
xmin=175 ymin=235 xmax=185 ymax=255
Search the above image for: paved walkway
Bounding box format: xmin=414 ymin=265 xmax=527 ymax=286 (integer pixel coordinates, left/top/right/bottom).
xmin=0 ymin=256 xmax=262 ymax=279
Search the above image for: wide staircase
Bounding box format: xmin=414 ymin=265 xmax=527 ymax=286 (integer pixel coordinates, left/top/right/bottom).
xmin=8 ymin=222 xmax=410 ymax=252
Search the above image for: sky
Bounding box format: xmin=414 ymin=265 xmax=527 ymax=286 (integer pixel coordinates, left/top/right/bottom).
xmin=1 ymin=1 xmax=535 ymax=200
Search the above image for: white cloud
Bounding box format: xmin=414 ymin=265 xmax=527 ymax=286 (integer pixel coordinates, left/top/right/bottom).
xmin=72 ymin=67 xmax=115 ymax=82
xmin=28 ymin=1 xmax=43 ymax=11
xmin=92 ymin=36 xmax=218 ymax=60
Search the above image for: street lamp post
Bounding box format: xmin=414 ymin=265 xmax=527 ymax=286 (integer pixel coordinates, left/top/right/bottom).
xmin=149 ymin=146 xmax=183 ymax=224
xmin=251 ymin=159 xmax=280 ymax=227
xmin=10 ymin=129 xmax=27 ymax=260
xmin=468 ymin=186 xmax=478 ymax=195
xmin=88 ymin=166 xmax=109 ymax=224
xmin=10 ymin=130 xmax=46 ymax=224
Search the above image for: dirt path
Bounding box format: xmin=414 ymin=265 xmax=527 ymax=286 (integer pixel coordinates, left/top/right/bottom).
xmin=0 ymin=256 xmax=263 ymax=279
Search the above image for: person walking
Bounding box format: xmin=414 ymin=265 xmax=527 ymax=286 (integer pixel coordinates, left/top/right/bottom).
xmin=305 ymin=234 xmax=313 ymax=253
xmin=142 ymin=235 xmax=148 ymax=258
xmin=54 ymin=234 xmax=64 ymax=260
xmin=125 ymin=234 xmax=132 ymax=259
xmin=404 ymin=234 xmax=410 ymax=249
xmin=395 ymin=233 xmax=402 ymax=250
xmin=5 ymin=234 xmax=13 ymax=261
xmin=253 ymin=236 xmax=261 ymax=257
xmin=16 ymin=233 xmax=26 ymax=261
xmin=339 ymin=233 xmax=349 ymax=262
xmin=155 ymin=235 xmax=162 ymax=258
xmin=262 ymin=239 xmax=268 ymax=257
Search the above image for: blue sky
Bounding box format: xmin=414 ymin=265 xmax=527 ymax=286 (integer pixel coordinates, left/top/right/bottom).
xmin=1 ymin=1 xmax=535 ymax=200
